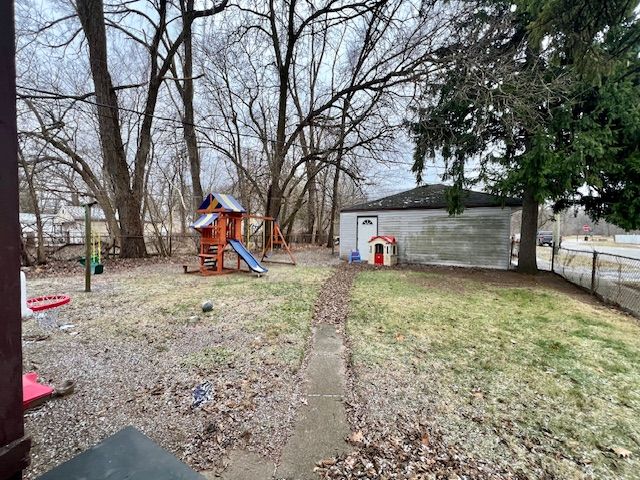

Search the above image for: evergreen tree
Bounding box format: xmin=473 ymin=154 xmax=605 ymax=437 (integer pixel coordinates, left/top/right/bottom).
xmin=410 ymin=0 xmax=640 ymax=273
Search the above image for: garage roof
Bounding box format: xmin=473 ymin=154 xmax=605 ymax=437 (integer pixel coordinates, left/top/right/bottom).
xmin=342 ymin=184 xmax=522 ymax=212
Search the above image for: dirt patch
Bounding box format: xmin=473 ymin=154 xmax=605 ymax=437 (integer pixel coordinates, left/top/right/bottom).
xmin=311 ymin=264 xmax=358 ymax=325
xmin=392 ymin=263 xmax=616 ymax=310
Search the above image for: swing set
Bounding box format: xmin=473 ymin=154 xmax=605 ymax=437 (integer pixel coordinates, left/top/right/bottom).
xmin=244 ymin=215 xmax=296 ymax=264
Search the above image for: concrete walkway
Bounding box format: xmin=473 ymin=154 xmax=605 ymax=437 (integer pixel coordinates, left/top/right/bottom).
xmin=213 ymin=267 xmax=354 ymax=480
xmin=276 ymin=323 xmax=350 ymax=479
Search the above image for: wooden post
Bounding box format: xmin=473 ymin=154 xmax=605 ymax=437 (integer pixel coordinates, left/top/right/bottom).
xmin=509 ymin=238 xmax=514 ymax=269
xmin=0 ymin=1 xmax=32 ymax=477
xmin=270 ymin=221 xmax=274 ymax=256
xmin=590 ymin=251 xmax=598 ymax=294
xmin=84 ymin=203 xmax=93 ymax=292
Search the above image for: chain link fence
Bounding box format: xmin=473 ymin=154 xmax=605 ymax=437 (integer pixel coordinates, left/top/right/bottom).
xmin=552 ymin=247 xmax=640 ymax=318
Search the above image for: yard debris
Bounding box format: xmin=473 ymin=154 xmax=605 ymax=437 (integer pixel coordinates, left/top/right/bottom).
xmin=612 ymin=447 xmax=632 ymax=459
xmin=311 ymin=264 xmax=357 ymax=324
xmin=22 ymin=249 xmax=337 ymax=479
xmin=53 ymin=380 xmax=76 ymax=398
xmin=187 ymin=315 xmax=200 ymax=325
xmin=192 ymin=381 xmax=214 ymax=408
xmin=317 ymin=417 xmax=510 ymax=479
xmin=316 ymin=458 xmax=337 ymax=468
xmin=471 ymin=389 xmax=484 ymax=400
xmin=23 ymin=333 xmax=50 ymax=342
xmin=348 ymin=430 xmax=365 ymax=445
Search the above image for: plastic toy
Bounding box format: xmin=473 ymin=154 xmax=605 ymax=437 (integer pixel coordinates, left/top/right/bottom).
xmin=27 ymin=294 xmax=71 ymax=329
xmin=349 ymin=250 xmax=362 ymax=263
xmin=367 ymin=236 xmax=397 ymax=266
xmin=27 ymin=295 xmax=71 ymax=311
xmin=20 ymin=271 xmax=33 ymax=319
xmin=79 ymin=232 xmax=104 ymax=274
xmin=22 ymin=372 xmax=54 ymax=410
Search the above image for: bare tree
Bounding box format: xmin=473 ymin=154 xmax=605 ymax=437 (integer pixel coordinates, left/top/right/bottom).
xmin=74 ymin=0 xmax=227 ymax=257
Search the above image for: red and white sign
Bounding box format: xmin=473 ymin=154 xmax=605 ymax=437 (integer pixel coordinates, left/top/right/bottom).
xmin=583 ymin=224 xmax=591 ymax=232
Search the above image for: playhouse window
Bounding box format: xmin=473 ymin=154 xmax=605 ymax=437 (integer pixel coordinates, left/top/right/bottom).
xmin=375 ymin=244 xmax=383 ymax=254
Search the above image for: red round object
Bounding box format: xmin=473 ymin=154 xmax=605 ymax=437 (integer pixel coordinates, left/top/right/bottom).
xmin=27 ymin=295 xmax=71 ymax=312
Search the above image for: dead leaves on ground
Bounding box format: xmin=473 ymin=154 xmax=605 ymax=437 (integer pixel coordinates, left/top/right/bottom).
xmin=348 ymin=430 xmax=365 ymax=446
xmin=318 ymin=420 xmax=508 ymax=479
xmin=612 ymin=446 xmax=632 ymax=459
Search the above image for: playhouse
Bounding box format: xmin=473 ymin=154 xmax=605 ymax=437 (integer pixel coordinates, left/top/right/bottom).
xmin=368 ymin=235 xmax=397 ymax=266
xmin=190 ymin=193 xmax=295 ymax=275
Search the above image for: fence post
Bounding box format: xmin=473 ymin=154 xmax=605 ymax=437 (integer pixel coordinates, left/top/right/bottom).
xmin=84 ymin=203 xmax=93 ymax=293
xmin=551 ymin=244 xmax=556 ymax=272
xmin=590 ymin=251 xmax=598 ymax=294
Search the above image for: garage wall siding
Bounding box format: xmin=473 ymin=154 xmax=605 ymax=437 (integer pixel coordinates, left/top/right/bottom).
xmin=339 ymin=207 xmax=513 ymax=269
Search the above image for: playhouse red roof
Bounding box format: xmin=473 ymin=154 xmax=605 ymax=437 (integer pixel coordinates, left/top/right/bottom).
xmin=368 ymin=235 xmax=396 ymax=244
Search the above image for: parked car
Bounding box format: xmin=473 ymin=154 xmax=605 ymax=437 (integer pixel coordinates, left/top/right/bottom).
xmin=537 ymin=231 xmax=553 ymax=246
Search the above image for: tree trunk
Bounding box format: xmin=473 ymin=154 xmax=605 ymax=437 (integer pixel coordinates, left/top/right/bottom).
xmin=77 ymin=0 xmax=146 ymax=257
xmin=181 ymin=0 xmax=203 ymax=207
xmin=306 ymin=161 xmax=318 ymax=243
xmin=118 ymin=199 xmax=146 ymax=257
xmin=518 ymin=185 xmax=539 ymax=274
xmin=326 ymin=98 xmax=350 ymax=249
xmin=18 ymin=153 xmax=46 ymax=263
xmin=317 ymin=171 xmax=328 ymax=245
xmin=326 ymin=162 xmax=341 ymax=248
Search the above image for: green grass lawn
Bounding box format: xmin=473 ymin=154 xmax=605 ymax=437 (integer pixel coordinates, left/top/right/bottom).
xmin=348 ymin=269 xmax=640 ymax=479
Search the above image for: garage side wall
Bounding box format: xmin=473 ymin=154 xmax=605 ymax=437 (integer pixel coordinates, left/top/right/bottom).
xmin=339 ymin=211 xmax=358 ymax=260
xmin=340 ymin=207 xmax=513 ymax=269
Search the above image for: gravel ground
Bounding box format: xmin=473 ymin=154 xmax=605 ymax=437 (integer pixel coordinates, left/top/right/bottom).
xmin=22 ymin=247 xmax=337 ymax=478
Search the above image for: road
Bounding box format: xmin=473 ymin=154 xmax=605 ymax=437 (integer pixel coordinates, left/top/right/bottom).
xmin=560 ymin=240 xmax=640 ymax=260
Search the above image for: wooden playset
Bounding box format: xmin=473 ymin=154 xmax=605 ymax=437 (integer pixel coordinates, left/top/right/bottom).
xmin=190 ymin=193 xmax=295 ymax=275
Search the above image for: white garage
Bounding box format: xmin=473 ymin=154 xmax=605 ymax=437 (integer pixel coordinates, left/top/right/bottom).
xmin=339 ymin=184 xmax=522 ymax=270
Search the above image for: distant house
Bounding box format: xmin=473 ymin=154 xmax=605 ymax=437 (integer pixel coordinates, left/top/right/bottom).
xmin=19 ymin=213 xmax=59 ymax=246
xmin=339 ymin=184 xmax=522 ymax=270
xmin=54 ymin=206 xmax=111 ymax=244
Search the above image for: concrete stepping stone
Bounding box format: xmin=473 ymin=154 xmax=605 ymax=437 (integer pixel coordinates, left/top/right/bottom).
xmin=203 ymin=449 xmax=275 ymax=480
xmin=219 ymin=267 xmax=356 ymax=480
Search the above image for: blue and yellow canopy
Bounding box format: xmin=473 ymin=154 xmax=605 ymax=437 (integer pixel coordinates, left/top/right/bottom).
xmin=197 ymin=193 xmax=245 ymax=213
